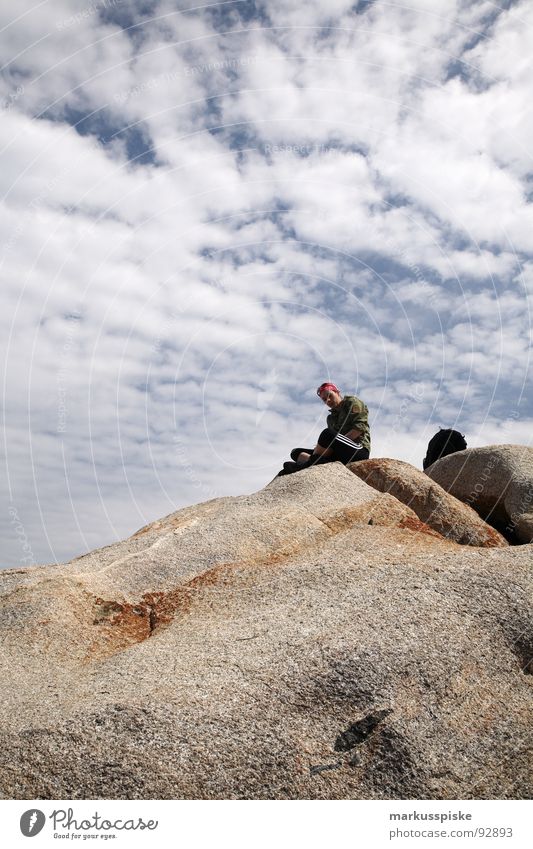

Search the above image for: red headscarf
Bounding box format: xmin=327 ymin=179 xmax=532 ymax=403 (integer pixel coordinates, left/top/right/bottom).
xmin=317 ymin=382 xmax=340 ymax=397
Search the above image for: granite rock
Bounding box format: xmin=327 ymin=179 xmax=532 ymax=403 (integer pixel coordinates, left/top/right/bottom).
xmin=348 ymin=457 xmax=508 ymax=547
xmin=426 ymin=445 xmax=533 ymax=543
xmin=0 ymin=463 xmax=531 ymax=800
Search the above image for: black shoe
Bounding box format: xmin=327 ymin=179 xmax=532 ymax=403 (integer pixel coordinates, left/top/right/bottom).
xmin=290 ymin=447 xmax=314 ymax=462
xmin=283 ymin=461 xmax=300 ymax=472
xmin=276 ymin=461 xmax=303 ymax=476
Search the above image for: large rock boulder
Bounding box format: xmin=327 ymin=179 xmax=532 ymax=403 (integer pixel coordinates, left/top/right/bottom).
xmin=0 ymin=464 xmax=531 ymax=800
xmin=348 ymin=458 xmax=508 ymax=547
xmin=426 ymin=444 xmax=533 ymax=543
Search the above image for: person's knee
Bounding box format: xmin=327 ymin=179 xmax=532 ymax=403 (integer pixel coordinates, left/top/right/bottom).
xmin=317 ymin=427 xmax=335 ymax=446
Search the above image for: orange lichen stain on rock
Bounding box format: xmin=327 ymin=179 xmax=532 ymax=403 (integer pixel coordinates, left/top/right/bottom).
xmin=89 ymin=598 xmax=154 ymax=656
xmin=86 ymin=564 xmax=233 ymax=662
xmin=397 ymin=515 xmax=445 ymax=539
xmin=321 ymin=500 xmax=444 ymax=539
xmin=477 ymin=528 xmax=511 ymax=548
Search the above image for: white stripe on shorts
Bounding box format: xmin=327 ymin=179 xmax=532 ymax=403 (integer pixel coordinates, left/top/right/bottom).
xmin=334 ymin=433 xmax=364 ymax=450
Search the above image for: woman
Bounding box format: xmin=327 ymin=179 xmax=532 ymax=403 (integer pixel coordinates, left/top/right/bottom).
xmin=278 ymin=382 xmax=370 ymax=476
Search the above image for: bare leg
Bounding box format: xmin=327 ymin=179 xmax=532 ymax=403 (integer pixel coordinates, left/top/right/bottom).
xmin=312 ymin=443 xmax=333 ymax=457
xmin=296 ymin=445 xmax=333 ymax=464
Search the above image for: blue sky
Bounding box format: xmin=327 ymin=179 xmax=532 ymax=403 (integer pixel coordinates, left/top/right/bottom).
xmin=1 ymin=0 xmax=531 ymax=569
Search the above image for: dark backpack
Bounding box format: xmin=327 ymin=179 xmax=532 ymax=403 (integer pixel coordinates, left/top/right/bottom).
xmin=423 ymin=428 xmax=467 ymax=470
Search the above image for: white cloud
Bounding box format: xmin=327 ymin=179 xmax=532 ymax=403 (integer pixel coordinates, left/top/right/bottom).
xmin=0 ymin=0 xmax=531 ymax=567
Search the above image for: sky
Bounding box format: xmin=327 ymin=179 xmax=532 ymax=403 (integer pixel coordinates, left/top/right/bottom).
xmin=0 ymin=0 xmax=531 ymax=569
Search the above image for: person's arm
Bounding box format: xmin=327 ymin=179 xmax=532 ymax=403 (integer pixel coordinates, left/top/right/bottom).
xmin=339 ymin=397 xmax=368 ymax=442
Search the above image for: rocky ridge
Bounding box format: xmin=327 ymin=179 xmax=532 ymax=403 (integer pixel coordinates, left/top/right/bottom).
xmin=348 ymin=457 xmax=508 ymax=547
xmin=0 ymin=454 xmax=531 ymax=800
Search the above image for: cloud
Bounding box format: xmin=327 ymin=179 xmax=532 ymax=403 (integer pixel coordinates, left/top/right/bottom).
xmin=0 ymin=0 xmax=531 ymax=568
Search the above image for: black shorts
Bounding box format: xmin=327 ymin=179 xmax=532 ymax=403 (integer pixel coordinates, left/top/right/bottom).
xmin=316 ymin=427 xmax=369 ymax=464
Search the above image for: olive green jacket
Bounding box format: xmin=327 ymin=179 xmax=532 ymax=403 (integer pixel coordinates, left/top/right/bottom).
xmin=326 ymin=394 xmax=371 ymax=452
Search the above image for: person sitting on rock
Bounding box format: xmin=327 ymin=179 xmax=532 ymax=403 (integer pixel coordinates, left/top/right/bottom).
xmin=278 ymin=382 xmax=371 ymax=475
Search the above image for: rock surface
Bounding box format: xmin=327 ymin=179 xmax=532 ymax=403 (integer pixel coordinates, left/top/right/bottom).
xmin=0 ymin=463 xmax=531 ymax=800
xmin=348 ymin=458 xmax=508 ymax=547
xmin=426 ymin=445 xmax=533 ymax=543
